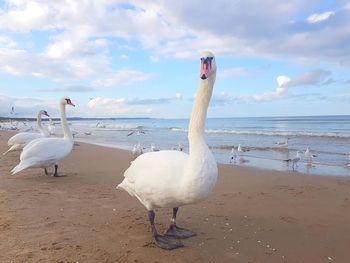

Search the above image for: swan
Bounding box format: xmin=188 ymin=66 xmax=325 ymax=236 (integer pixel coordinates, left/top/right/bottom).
xmin=3 ymin=110 xmax=50 ymax=155
xmin=118 ymin=51 xmax=218 ymax=250
xmin=11 ymin=98 xmax=75 ymax=176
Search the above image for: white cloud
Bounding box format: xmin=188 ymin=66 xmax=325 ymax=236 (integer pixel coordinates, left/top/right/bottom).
xmin=0 ymin=94 xmax=61 ymax=117
xmin=307 ymin=11 xmax=335 ymax=24
xmin=92 ymin=70 xmax=151 ymax=87
xmin=120 ymin=54 xmax=129 ymax=60
xmin=38 ymin=85 xmax=96 ymax=93
xmin=218 ymin=67 xmax=250 ymax=78
xmin=175 ymin=92 xmax=183 ymax=99
xmin=0 ymin=1 xmax=348 ymax=76
xmin=149 ymin=55 xmax=159 ymax=62
xmin=248 ymin=69 xmax=332 ymax=102
xmin=253 ymin=76 xmax=291 ymax=102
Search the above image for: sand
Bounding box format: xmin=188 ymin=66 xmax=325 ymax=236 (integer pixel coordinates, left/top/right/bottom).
xmin=1 ymin=130 xmax=350 ymax=263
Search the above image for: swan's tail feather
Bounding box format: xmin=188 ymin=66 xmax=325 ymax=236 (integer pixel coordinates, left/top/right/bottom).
xmin=117 ymin=179 xmax=135 ymax=197
xmin=11 ymin=161 xmax=33 ymax=175
xmin=3 ymin=144 xmax=22 ymax=155
xmin=2 ymin=149 xmax=10 ymax=155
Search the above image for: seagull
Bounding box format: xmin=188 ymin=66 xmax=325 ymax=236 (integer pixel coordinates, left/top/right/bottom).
xmin=172 ymin=144 xmax=183 ymax=151
xmin=229 ymin=147 xmax=237 ymax=163
xmin=96 ymin=122 xmax=106 ymax=128
xmin=304 ymin=147 xmax=316 ymax=163
xmin=237 ymin=144 xmax=243 ymax=155
xmin=151 ymin=143 xmax=160 ymax=152
xmin=275 ymin=138 xmax=290 ymax=148
xmin=132 ymin=143 xmax=143 ymax=158
xmin=127 ymin=127 xmax=146 ymax=137
xmin=284 ymin=151 xmax=301 ymax=171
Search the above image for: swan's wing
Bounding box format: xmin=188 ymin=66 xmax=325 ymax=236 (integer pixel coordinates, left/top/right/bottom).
xmin=119 ymin=150 xmax=189 ymax=209
xmin=124 ymin=150 xmax=188 ymax=183
xmin=8 ymin=132 xmax=42 ymax=146
xmin=20 ymin=138 xmax=73 ymax=162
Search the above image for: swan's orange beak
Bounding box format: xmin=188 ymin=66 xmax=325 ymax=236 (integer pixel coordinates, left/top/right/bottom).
xmin=200 ymin=57 xmax=214 ymax=80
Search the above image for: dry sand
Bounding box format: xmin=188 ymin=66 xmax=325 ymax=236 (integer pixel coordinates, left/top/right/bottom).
xmin=1 ymin=130 xmax=350 ymax=263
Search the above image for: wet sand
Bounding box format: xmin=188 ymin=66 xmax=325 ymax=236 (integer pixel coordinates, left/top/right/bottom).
xmin=1 ymin=130 xmax=350 ymax=263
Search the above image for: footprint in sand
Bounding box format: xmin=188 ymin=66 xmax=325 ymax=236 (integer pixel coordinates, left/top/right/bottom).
xmin=279 ymin=216 xmax=297 ymax=223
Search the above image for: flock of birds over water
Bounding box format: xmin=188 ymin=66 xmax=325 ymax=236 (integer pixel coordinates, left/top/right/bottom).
xmin=0 ymin=51 xmax=349 ymax=250
xmin=228 ymin=140 xmax=330 ymax=172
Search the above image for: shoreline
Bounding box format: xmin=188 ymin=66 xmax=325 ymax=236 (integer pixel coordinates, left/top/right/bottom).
xmin=1 ymin=130 xmax=350 ymax=262
xmin=75 ymin=138 xmax=350 ymax=178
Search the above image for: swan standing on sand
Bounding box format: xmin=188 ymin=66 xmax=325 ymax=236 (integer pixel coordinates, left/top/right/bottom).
xmin=11 ymin=98 xmax=75 ymax=176
xmin=3 ymin=110 xmax=50 ymax=155
xmin=118 ymin=51 xmax=218 ymax=250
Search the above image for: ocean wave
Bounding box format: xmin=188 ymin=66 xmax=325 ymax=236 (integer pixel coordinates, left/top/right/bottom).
xmin=171 ymin=128 xmax=350 ymax=138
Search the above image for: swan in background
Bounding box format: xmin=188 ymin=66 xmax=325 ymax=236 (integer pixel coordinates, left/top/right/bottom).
xmin=11 ymin=98 xmax=75 ymax=176
xmin=3 ymin=110 xmax=50 ymax=155
xmin=118 ymin=51 xmax=218 ymax=250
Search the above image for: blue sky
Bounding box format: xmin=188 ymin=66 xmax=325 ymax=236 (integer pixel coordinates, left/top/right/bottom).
xmin=0 ymin=0 xmax=349 ymax=118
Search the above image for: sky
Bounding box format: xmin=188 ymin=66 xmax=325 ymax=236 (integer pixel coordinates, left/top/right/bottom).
xmin=0 ymin=0 xmax=349 ymax=118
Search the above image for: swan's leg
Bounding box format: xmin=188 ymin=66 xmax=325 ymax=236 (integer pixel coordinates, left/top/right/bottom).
xmin=53 ymin=164 xmax=59 ymax=177
xmin=44 ymin=168 xmax=49 ymax=176
xmin=148 ymin=210 xmax=183 ymax=250
xmin=165 ymin=207 xmax=197 ymax=239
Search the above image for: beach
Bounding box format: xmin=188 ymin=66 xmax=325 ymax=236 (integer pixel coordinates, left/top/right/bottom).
xmin=1 ymin=130 xmax=350 ymax=263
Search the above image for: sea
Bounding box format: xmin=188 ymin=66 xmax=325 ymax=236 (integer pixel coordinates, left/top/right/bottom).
xmin=1 ymin=115 xmax=350 ymax=177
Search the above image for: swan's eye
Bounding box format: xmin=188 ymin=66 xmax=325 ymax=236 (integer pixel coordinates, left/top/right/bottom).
xmin=66 ymin=99 xmax=71 ymax=103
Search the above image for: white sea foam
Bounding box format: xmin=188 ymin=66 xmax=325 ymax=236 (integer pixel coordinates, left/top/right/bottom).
xmin=171 ymin=128 xmax=350 ymax=138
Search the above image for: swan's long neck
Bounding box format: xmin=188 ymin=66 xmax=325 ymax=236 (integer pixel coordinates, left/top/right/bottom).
xmin=36 ymin=112 xmax=45 ymax=135
xmin=60 ymin=103 xmax=73 ymax=141
xmin=188 ymin=76 xmax=215 ymax=151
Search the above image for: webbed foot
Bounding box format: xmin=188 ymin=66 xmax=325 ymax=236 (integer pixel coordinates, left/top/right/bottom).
xmin=153 ymin=234 xmax=183 ymax=250
xmin=165 ymin=225 xmax=197 ymax=239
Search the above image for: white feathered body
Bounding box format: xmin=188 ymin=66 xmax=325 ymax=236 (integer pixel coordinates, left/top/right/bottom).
xmin=118 ymin=144 xmax=217 ymax=210
xmin=11 ymin=137 xmax=73 ymax=174
xmin=3 ymin=132 xmax=46 ymax=155
xmin=8 ymin=132 xmax=44 ymax=147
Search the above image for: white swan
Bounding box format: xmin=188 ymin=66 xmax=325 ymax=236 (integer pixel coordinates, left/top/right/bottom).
xmin=11 ymin=98 xmax=75 ymax=176
xmin=118 ymin=51 xmax=218 ymax=250
xmin=3 ymin=110 xmax=50 ymax=155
